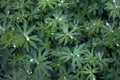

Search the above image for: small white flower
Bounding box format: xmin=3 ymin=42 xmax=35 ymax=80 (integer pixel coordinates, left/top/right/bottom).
xmin=106 ymin=22 xmax=109 ymax=26
xmin=113 ymin=0 xmax=116 ymax=3
xmin=13 ymin=43 xmax=16 ymax=48
xmin=98 ymin=52 xmax=100 ymax=55
xmin=12 ymin=28 xmax=15 ymax=31
xmin=64 ymin=76 xmax=67 ymax=80
xmin=98 ymin=52 xmax=101 ymax=61
xmin=116 ymin=44 xmax=119 ymax=46
xmin=61 ymin=0 xmax=64 ymax=3
xmin=27 ymin=70 xmax=32 ymax=75
xmin=51 ymin=33 xmax=54 ymax=35
xmin=26 ymin=36 xmax=30 ymax=41
xmin=46 ymin=0 xmax=49 ymax=1
xmin=7 ymin=11 xmax=10 ymax=14
xmin=113 ymin=38 xmax=116 ymax=41
xmin=70 ymin=53 xmax=74 ymax=56
xmin=59 ymin=18 xmax=62 ymax=21
xmin=86 ymin=27 xmax=89 ymax=30
xmin=57 ymin=64 xmax=60 ymax=66
xmin=17 ymin=17 xmax=19 ymax=20
xmin=93 ymin=23 xmax=96 ymax=26
xmin=76 ymin=54 xmax=80 ymax=57
xmin=37 ymin=62 xmax=39 ymax=64
xmin=93 ymin=77 xmax=96 ymax=80
xmin=24 ymin=33 xmax=30 ymax=41
xmin=70 ymin=35 xmax=73 ymax=39
xmin=111 ymin=30 xmax=114 ymax=33
xmin=58 ymin=4 xmax=61 ymax=6
xmin=55 ymin=17 xmax=58 ymax=19
xmin=30 ymin=59 xmax=34 ymax=62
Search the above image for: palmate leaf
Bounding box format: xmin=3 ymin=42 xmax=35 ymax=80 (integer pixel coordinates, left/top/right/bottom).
xmin=1 ymin=29 xmax=14 ymax=48
xmin=8 ymin=54 xmax=25 ymax=67
xmin=86 ymin=19 xmax=104 ymax=37
xmin=0 ymin=26 xmax=28 ymax=48
xmin=37 ymin=0 xmax=58 ymax=10
xmin=95 ymin=52 xmax=114 ymax=71
xmin=59 ymin=44 xmax=88 ymax=71
xmin=39 ymin=39 xmax=51 ymax=50
xmin=81 ymin=64 xmax=98 ymax=80
xmin=17 ymin=20 xmax=39 ymax=52
xmin=106 ymin=67 xmax=120 ymax=79
xmin=27 ymin=7 xmax=40 ymax=21
xmin=0 ymin=10 xmax=13 ymax=22
xmin=13 ymin=33 xmax=25 ymax=47
xmin=28 ymin=49 xmax=52 ymax=76
xmin=13 ymin=0 xmax=32 ymax=11
xmin=5 ymin=68 xmax=27 ymax=80
xmin=56 ymin=23 xmax=79 ymax=45
xmin=105 ymin=2 xmax=120 ymax=19
xmin=1 ymin=0 xmax=120 ymax=79
xmin=45 ymin=10 xmax=68 ymax=31
xmin=0 ymin=0 xmax=12 ymax=9
xmin=88 ymin=3 xmax=99 ymax=16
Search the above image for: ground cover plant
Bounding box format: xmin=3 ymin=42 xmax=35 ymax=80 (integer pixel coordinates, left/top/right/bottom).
xmin=0 ymin=0 xmax=120 ymax=80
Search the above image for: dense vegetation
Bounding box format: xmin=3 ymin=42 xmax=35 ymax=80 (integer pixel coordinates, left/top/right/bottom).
xmin=0 ymin=0 xmax=120 ymax=80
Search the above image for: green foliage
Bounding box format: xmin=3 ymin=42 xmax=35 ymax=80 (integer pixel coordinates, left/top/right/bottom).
xmin=0 ymin=0 xmax=120 ymax=80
